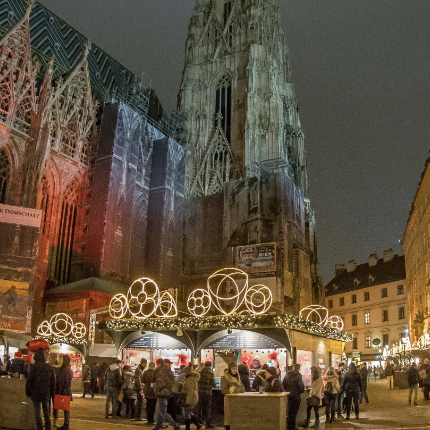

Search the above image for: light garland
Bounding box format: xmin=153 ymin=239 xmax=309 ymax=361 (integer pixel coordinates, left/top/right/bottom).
xmin=34 ymin=335 xmax=87 ymax=346
xmin=98 ymin=312 xmax=352 ymax=342
xmin=36 ymin=313 xmax=87 ymax=340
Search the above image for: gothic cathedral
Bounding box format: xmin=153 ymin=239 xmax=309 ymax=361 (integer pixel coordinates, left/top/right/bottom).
xmin=179 ymin=0 xmax=322 ymax=313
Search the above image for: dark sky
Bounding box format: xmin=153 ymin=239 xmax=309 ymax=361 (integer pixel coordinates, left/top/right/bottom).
xmin=38 ymin=0 xmax=430 ymax=284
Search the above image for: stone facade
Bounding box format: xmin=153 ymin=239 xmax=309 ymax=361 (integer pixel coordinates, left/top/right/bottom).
xmin=179 ymin=0 xmax=321 ymax=313
xmin=325 ymin=252 xmax=407 ymax=363
xmin=403 ymin=156 xmax=430 ymax=341
xmin=0 ymin=3 xmax=184 ymax=334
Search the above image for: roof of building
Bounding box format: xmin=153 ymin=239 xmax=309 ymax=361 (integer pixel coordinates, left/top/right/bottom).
xmin=44 ymin=277 xmax=126 ymax=297
xmin=0 ymin=0 xmax=176 ymax=137
xmin=324 ymin=254 xmax=406 ymax=297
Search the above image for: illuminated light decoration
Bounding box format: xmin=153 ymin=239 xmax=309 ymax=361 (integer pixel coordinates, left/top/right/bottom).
xmin=325 ymin=315 xmax=344 ymax=332
xmin=207 ymin=268 xmax=248 ymax=315
xmin=37 ymin=320 xmax=52 ymax=336
xmin=71 ymin=322 xmax=87 ymax=339
xmin=187 ymin=289 xmax=212 ymax=317
xmin=155 ymin=291 xmax=178 ymax=318
xmin=50 ymin=313 xmax=74 ymax=337
xmin=109 ymin=294 xmax=128 ymax=319
xmin=238 ymin=310 xmax=253 ymax=316
xmin=127 ymin=278 xmax=160 ymax=319
xmin=245 ymin=284 xmax=272 ymax=315
xmin=299 ymin=305 xmax=329 ymax=326
xmin=99 ymin=312 xmax=353 ymax=343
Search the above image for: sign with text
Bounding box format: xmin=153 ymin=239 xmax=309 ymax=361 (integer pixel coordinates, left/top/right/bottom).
xmin=0 ymin=279 xmax=30 ymax=333
xmin=45 ymin=299 xmax=87 ymax=323
xmin=237 ymin=242 xmax=276 ymax=277
xmin=0 ymin=204 xmax=42 ymax=228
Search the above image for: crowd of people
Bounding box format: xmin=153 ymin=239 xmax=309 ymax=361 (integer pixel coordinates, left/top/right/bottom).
xmin=5 ymin=349 xmax=430 ymax=430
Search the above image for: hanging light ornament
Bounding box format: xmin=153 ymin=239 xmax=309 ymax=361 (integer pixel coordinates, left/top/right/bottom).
xmin=127 ymin=278 xmax=160 ymax=319
xmin=187 ymin=289 xmax=212 ymax=317
xmin=245 ymin=284 xmax=272 ymax=315
xmin=109 ymin=294 xmax=129 ymax=319
xmin=155 ymin=291 xmax=178 ymax=318
xmin=299 ymin=305 xmax=329 ymax=326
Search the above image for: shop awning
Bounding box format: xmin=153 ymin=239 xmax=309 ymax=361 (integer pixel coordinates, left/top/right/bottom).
xmin=44 ymin=277 xmax=126 ymax=297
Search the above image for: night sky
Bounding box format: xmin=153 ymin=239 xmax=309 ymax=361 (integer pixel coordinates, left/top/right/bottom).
xmin=38 ymin=0 xmax=430 ymax=284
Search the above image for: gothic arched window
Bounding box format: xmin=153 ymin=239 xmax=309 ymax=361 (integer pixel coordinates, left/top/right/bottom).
xmin=215 ymin=74 xmax=232 ymax=142
xmin=0 ymin=148 xmax=10 ymax=203
xmin=54 ymin=180 xmax=79 ymax=285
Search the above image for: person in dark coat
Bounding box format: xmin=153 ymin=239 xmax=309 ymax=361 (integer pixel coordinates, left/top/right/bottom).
xmin=336 ymin=363 xmax=346 ymax=418
xmin=26 ymin=349 xmax=56 ymax=430
xmin=133 ymin=358 xmax=147 ymax=420
xmin=9 ymin=351 xmax=27 ymax=378
xmin=99 ymin=362 xmax=109 ymax=394
xmin=359 ymin=363 xmax=369 ymax=404
xmin=142 ymin=362 xmax=156 ymax=425
xmin=341 ymin=362 xmax=362 ymax=420
xmin=283 ymin=363 xmax=305 ymax=430
xmin=90 ymin=362 xmax=99 ymax=394
xmin=408 ymin=362 xmax=420 ymax=405
xmin=196 ymin=361 xmax=216 ymax=428
xmin=237 ymin=363 xmax=251 ymax=391
xmin=264 ymin=367 xmax=282 ymax=392
xmin=53 ymin=355 xmax=72 ymax=430
xmin=251 ymin=368 xmax=267 ymax=391
xmin=4 ymin=354 xmax=11 ymax=372
xmin=81 ymin=364 xmax=93 ymax=398
xmin=105 ymin=360 xmax=122 ymax=419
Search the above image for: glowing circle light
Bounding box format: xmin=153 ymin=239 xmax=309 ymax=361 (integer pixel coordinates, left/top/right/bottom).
xmin=155 ymin=291 xmax=178 ymax=318
xmin=127 ymin=278 xmax=160 ymax=319
xmin=37 ymin=320 xmax=52 ymax=336
xmin=325 ymin=315 xmax=344 ymax=332
xmin=299 ymin=305 xmax=329 ymax=326
xmin=109 ymin=294 xmax=128 ymax=319
xmin=50 ymin=313 xmax=73 ymax=337
xmin=187 ymin=289 xmax=212 ymax=317
xmin=207 ymin=268 xmax=248 ymax=315
xmin=245 ymin=284 xmax=272 ymax=315
xmin=72 ymin=322 xmax=87 ymax=339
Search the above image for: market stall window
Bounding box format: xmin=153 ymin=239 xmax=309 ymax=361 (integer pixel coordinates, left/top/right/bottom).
xmin=296 ymin=350 xmax=313 ymax=387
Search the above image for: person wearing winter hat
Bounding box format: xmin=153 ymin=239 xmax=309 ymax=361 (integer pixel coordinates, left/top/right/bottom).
xmin=221 ymin=362 xmax=244 ymax=430
xmin=264 ymin=367 xmax=283 ymax=392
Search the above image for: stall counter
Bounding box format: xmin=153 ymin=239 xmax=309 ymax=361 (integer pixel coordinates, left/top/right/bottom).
xmin=225 ymin=391 xmax=288 ymax=430
xmin=0 ymin=377 xmax=37 ymax=429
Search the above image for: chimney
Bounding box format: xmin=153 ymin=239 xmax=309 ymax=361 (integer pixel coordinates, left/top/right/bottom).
xmin=369 ymin=253 xmax=378 ymax=267
xmin=347 ymin=260 xmax=357 ymax=272
xmin=383 ymin=249 xmax=394 ymax=263
xmin=335 ymin=264 xmax=346 ymax=277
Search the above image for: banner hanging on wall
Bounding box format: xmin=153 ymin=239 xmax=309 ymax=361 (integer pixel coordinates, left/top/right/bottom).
xmin=237 ymin=242 xmax=276 ymax=277
xmin=0 ymin=279 xmax=31 ymax=332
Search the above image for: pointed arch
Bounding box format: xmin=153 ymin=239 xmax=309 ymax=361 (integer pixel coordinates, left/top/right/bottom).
xmin=0 ymin=4 xmax=37 ymax=135
xmin=214 ymin=72 xmax=232 ymax=142
xmin=46 ymin=43 xmax=95 ymax=164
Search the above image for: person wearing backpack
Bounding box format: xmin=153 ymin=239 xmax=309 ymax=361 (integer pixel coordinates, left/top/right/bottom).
xmin=181 ymin=364 xmax=202 ymax=430
xmin=263 ymin=367 xmax=283 ymax=392
xmin=341 ymin=363 xmax=362 ymax=420
xmin=408 ymin=362 xmax=420 ymax=405
xmin=322 ymin=367 xmax=340 ymax=424
xmin=121 ymin=365 xmax=136 ymax=418
xmin=152 ymin=358 xmax=180 ymax=430
xmin=105 ymin=360 xmax=122 ymax=419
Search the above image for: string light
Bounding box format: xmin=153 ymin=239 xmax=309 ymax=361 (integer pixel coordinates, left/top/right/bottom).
xmin=99 ymin=312 xmax=352 ymax=342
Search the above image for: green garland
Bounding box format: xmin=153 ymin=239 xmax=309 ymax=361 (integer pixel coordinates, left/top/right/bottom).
xmin=35 ymin=335 xmax=87 ymax=346
xmin=98 ymin=313 xmax=352 ymax=342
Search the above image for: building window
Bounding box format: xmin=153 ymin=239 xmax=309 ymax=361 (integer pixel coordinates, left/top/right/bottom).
xmin=351 ymin=294 xmax=356 ymax=304
xmin=365 ymin=312 xmax=370 ymax=324
xmin=53 ymin=180 xmax=79 ymax=285
xmin=383 ymin=334 xmax=389 ymax=347
xmin=0 ymin=148 xmax=10 ymax=204
xmin=352 ymin=337 xmax=358 ymax=349
xmin=215 ymin=74 xmax=232 ymax=142
xmin=328 ymin=299 xmax=333 ymax=308
xmin=381 ymin=288 xmax=388 ymax=298
xmin=224 ymin=1 xmax=232 ymax=26
xmin=365 ymin=336 xmax=371 ymax=348
xmin=397 ymin=284 xmax=404 ymax=295
xmin=340 ymin=297 xmax=344 ymax=306
xmin=382 ymin=310 xmax=389 ymax=321
xmin=398 ymin=307 xmax=405 ymax=319
xmin=364 ymin=292 xmax=370 ymax=301
xmin=352 ymin=315 xmax=357 ymax=326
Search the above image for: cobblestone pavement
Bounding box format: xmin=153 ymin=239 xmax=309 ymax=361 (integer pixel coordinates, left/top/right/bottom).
xmin=3 ymin=378 xmax=430 ymax=430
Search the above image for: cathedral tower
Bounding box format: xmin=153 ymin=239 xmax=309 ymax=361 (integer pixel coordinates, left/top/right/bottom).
xmin=178 ymin=0 xmax=322 ymax=313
